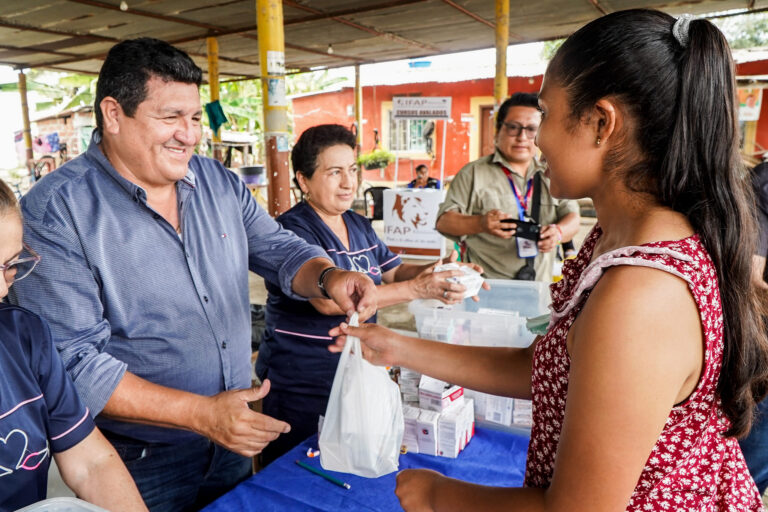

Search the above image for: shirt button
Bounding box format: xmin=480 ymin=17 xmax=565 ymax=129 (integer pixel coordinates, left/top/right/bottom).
xmin=185 ymin=252 xmax=190 ymax=258
xmin=203 ymin=295 xmax=209 ymax=303
xmin=221 ymin=342 xmax=227 ymax=349
xmin=153 ymin=214 xmax=160 ymax=220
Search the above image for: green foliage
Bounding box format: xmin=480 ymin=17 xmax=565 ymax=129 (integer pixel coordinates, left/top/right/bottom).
xmin=540 ymin=39 xmax=565 ymax=61
xmin=357 ymin=148 xmax=395 ymax=169
xmin=0 ymin=70 xmax=96 ymax=112
xmin=712 ymin=12 xmax=768 ymax=50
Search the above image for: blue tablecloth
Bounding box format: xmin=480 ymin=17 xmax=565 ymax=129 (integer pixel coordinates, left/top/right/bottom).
xmin=202 ymin=427 xmax=530 ymax=512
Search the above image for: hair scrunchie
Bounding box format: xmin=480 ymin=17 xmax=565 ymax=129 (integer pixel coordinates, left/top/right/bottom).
xmin=672 ymin=14 xmax=693 ymax=48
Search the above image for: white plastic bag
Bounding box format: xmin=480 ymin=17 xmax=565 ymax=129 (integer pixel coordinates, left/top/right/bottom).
xmin=319 ymin=314 xmax=404 ymax=478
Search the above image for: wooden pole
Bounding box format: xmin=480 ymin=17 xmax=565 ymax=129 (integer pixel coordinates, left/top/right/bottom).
xmin=18 ymin=71 xmax=34 ymax=172
xmin=494 ymin=0 xmax=509 ymax=109
xmin=257 ymin=0 xmax=291 ymax=216
xmin=207 ymin=36 xmax=223 ymax=162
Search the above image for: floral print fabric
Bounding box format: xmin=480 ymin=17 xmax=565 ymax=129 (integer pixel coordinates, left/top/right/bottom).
xmin=525 ymin=226 xmax=764 ymax=511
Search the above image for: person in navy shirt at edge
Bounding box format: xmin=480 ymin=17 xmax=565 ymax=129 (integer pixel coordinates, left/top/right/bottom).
xmin=0 ymin=179 xmax=146 ymax=512
xmin=9 ymin=39 xmax=376 ymax=511
xmin=256 ymin=124 xmax=488 ymax=464
xmin=407 ymin=164 xmax=441 ymax=189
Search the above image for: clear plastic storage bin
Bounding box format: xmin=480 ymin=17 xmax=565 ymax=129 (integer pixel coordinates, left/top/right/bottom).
xmin=407 ymin=279 xmax=550 ymax=433
xmin=408 ymin=279 xmax=549 ymax=349
xmin=16 ymin=498 xmax=109 ymax=512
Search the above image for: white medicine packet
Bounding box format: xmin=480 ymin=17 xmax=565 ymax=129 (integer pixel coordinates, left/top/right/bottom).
xmin=433 ymin=263 xmax=484 ymax=299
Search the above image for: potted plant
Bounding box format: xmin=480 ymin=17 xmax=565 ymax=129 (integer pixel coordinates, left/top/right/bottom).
xmin=357 ymin=148 xmax=395 ymax=170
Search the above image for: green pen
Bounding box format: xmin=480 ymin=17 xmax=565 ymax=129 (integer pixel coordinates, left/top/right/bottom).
xmin=295 ymin=460 xmax=351 ymax=490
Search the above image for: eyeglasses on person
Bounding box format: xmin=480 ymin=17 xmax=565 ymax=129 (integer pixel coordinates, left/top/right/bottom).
xmin=1 ymin=243 xmax=41 ymax=282
xmin=502 ymin=122 xmax=538 ymax=139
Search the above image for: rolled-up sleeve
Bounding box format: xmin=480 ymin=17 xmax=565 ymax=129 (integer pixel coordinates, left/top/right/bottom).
xmin=237 ymin=179 xmax=329 ymax=300
xmin=555 ymin=198 xmax=580 ymax=219
xmin=11 ymin=204 xmax=127 ymax=416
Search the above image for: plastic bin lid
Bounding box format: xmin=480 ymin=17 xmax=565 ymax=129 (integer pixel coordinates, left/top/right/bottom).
xmin=16 ymin=498 xmax=109 ymax=512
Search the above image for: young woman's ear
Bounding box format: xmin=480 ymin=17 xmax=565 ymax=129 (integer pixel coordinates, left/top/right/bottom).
xmin=592 ymin=97 xmax=619 ymax=147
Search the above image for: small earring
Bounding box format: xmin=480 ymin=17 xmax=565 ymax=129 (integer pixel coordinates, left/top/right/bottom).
xmin=596 ymin=137 xmax=602 ymax=146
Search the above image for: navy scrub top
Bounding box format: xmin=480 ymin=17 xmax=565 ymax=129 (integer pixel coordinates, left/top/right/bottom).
xmin=256 ymin=201 xmax=401 ymax=396
xmin=0 ymin=303 xmax=95 ymax=511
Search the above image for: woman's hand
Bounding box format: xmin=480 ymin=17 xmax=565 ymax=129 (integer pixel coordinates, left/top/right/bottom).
xmin=328 ymin=322 xmax=402 ymax=366
xmin=409 ymin=250 xmax=489 ymax=303
xmin=408 ymin=264 xmax=466 ymax=304
xmin=396 ymin=468 xmax=444 ymax=512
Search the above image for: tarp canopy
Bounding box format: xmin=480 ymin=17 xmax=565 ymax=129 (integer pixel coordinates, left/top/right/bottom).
xmin=1 ymin=0 xmax=767 ymax=82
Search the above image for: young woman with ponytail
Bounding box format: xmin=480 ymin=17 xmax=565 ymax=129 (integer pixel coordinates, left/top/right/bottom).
xmin=329 ymin=9 xmax=768 ymax=511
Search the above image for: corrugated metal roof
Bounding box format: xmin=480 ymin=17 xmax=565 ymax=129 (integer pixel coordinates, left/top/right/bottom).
xmin=1 ymin=0 xmax=766 ymax=82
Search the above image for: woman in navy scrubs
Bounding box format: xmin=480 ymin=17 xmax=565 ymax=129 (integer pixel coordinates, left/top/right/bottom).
xmin=256 ymin=124 xmax=484 ymax=464
xmin=0 ymin=179 xmax=146 ymax=511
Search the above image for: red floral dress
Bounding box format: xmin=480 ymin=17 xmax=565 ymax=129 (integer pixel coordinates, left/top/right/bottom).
xmin=525 ymin=226 xmax=764 ymax=511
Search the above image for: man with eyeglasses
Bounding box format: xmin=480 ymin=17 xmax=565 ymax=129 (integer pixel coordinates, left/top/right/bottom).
xmin=9 ymin=38 xmax=376 ymax=511
xmin=436 ymin=92 xmax=580 ymax=282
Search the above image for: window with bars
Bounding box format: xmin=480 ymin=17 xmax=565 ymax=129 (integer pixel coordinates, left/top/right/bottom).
xmin=388 ymin=113 xmax=428 ymax=153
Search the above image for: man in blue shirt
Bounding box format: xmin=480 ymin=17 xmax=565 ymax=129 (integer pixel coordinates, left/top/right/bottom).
xmin=10 ymin=38 xmax=376 ymax=511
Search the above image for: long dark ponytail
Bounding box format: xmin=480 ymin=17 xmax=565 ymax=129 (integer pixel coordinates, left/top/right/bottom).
xmin=549 ymin=9 xmax=768 ymax=437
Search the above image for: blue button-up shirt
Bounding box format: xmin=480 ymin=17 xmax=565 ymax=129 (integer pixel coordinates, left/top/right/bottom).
xmin=10 ymin=132 xmax=328 ymax=443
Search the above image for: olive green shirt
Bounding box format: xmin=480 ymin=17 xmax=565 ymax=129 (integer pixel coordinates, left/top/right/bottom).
xmin=437 ymin=151 xmax=579 ymax=282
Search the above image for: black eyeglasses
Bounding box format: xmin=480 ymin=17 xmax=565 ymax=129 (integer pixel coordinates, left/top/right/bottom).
xmin=1 ymin=243 xmax=41 ymax=283
xmin=502 ymin=122 xmax=538 ymax=139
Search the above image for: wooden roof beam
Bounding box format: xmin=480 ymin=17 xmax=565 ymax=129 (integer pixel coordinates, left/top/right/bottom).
xmin=66 ymin=0 xmax=225 ymax=31
xmin=283 ymin=0 xmax=440 ymax=52
xmin=438 ymin=0 xmax=525 ymax=41
xmin=588 ymin=0 xmax=609 ymax=16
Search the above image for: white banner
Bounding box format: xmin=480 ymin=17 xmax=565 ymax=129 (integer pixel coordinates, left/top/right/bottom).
xmin=383 ymin=188 xmax=445 ymax=258
xmin=392 ymin=97 xmax=452 ymax=120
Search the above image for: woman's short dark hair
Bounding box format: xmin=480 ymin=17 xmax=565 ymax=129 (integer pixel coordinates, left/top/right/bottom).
xmin=495 ymin=92 xmax=540 ymax=133
xmin=291 ymin=124 xmax=356 ymax=187
xmin=94 ymin=38 xmax=202 ymax=133
xmin=0 ymin=179 xmax=20 ymax=218
xmin=548 ymin=8 xmax=768 ymax=437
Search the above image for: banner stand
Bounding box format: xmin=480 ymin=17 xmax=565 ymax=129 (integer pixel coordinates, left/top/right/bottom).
xmin=386 ymin=97 xmax=452 ymax=260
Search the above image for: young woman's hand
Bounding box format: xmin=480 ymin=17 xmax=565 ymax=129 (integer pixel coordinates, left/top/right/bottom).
xmin=328 ymin=322 xmax=402 ymax=367
xmin=395 ymin=468 xmax=444 ymax=512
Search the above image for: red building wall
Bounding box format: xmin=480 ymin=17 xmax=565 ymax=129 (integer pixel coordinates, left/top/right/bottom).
xmin=292 ymin=61 xmax=768 ymax=184
xmin=292 ymin=75 xmax=542 ymax=184
xmin=737 ymin=60 xmax=768 ymax=159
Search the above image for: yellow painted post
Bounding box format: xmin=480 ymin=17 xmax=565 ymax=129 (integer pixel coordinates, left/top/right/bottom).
xmin=355 ymin=65 xmax=363 ymax=151
xmin=207 ymin=37 xmax=223 ymax=162
xmin=257 ymin=0 xmax=291 ymax=216
xmin=18 ymin=71 xmax=34 ymax=172
xmin=494 ymin=0 xmax=509 ymax=109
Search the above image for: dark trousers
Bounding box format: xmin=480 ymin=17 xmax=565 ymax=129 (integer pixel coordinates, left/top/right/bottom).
xmin=740 ymin=398 xmax=768 ymax=495
xmin=104 ymin=431 xmax=252 ymax=512
xmin=259 ymin=389 xmax=329 ymax=467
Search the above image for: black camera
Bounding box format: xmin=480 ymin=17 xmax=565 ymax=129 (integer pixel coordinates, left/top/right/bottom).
xmin=500 ymin=218 xmax=541 ymax=242
xmin=514 ymin=264 xmax=536 ymax=281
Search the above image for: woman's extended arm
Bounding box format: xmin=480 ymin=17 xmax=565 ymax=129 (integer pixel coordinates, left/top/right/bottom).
xmin=390 ymin=265 xmax=704 ymax=512
xmin=311 ymin=251 xmax=487 ymax=313
xmin=330 ymin=323 xmax=537 ymax=399
xmin=54 ymin=428 xmax=147 ymax=511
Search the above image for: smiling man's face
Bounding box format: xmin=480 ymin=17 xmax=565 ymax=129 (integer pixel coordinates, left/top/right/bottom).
xmin=110 ymin=75 xmax=202 ymax=187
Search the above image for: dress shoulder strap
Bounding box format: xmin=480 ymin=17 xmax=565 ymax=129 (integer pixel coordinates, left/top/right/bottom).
xmin=549 ymin=243 xmax=695 ymax=328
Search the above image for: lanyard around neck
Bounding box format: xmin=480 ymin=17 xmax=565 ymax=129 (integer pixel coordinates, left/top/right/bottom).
xmin=501 ymin=166 xmax=533 ymax=219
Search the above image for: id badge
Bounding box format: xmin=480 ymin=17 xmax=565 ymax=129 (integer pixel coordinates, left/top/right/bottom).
xmin=517 ymin=237 xmax=538 ymax=258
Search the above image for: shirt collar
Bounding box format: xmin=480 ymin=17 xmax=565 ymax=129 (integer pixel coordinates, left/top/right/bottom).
xmin=492 ymin=149 xmax=540 ymax=180
xmin=87 ymin=129 xmax=197 ymax=202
